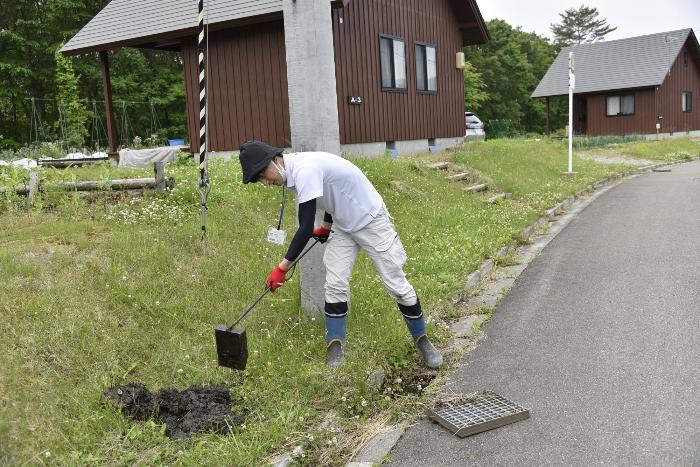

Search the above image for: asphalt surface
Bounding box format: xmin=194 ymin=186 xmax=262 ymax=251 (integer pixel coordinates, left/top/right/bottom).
xmin=388 ymin=160 xmax=700 ymax=466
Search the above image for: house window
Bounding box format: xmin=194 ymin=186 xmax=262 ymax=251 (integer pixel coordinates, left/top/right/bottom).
xmin=684 ymin=52 xmax=689 ymax=67
xmin=380 ymin=35 xmax=407 ymax=91
xmin=415 ymin=43 xmax=438 ymax=93
xmin=682 ymin=91 xmax=693 ymax=112
xmin=606 ymin=95 xmax=635 ymax=116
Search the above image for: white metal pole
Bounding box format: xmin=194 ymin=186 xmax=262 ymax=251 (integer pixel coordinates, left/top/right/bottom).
xmin=568 ymin=51 xmax=574 ymax=173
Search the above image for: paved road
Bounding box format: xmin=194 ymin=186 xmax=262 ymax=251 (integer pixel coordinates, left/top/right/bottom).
xmin=388 ymin=160 xmax=700 ymax=466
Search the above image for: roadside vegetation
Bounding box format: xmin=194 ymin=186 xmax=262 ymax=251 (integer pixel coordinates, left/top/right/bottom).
xmin=1 ymin=138 xmax=697 ymax=465
xmin=598 ymin=138 xmax=699 ymax=161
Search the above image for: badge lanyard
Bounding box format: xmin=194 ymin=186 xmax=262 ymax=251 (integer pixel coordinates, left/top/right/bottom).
xmin=277 ymin=185 xmax=286 ymax=230
xmin=267 ymin=184 xmax=288 ymax=246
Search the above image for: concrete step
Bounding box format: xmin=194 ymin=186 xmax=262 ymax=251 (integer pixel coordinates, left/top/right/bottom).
xmin=427 ymin=162 xmax=451 ymax=170
xmin=447 ymin=172 xmax=471 ymax=182
xmin=465 ymin=183 xmax=488 ymax=193
xmin=487 ymin=193 xmax=511 ymax=203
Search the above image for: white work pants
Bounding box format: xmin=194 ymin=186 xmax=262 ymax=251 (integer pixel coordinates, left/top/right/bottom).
xmin=323 ymin=207 xmax=417 ymax=306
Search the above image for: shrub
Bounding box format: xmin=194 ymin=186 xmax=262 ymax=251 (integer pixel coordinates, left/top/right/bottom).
xmin=571 ymin=135 xmax=646 ymax=149
xmin=55 ymin=48 xmax=90 ymax=150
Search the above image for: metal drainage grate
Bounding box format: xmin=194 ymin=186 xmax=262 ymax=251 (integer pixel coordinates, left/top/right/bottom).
xmin=427 ymin=391 xmax=529 ymax=438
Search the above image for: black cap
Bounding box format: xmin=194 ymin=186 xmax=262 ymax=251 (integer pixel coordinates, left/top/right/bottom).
xmin=239 ymin=140 xmax=284 ymax=184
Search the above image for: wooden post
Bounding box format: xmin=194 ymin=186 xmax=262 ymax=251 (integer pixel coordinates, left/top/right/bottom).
xmin=154 ymin=162 xmax=166 ymax=190
xmin=99 ymin=51 xmax=119 ymax=159
xmin=2 ymin=176 xmax=175 ymax=195
xmin=28 ymin=171 xmax=39 ymax=204
xmin=546 ymin=96 xmax=551 ymax=137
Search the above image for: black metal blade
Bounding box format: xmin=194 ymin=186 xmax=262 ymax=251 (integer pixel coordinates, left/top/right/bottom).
xmin=215 ymin=325 xmax=248 ymax=370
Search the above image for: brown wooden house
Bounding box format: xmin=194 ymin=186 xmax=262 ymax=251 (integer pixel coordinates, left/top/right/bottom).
xmin=532 ymin=29 xmax=700 ymax=138
xmin=62 ymin=0 xmax=489 ymax=157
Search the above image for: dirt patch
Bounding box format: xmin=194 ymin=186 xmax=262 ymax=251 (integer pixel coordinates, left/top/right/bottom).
xmin=104 ymin=383 xmax=244 ymax=439
xmin=381 ymin=368 xmax=438 ymax=398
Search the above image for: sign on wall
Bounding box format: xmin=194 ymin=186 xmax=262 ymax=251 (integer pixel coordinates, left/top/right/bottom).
xmin=348 ymin=96 xmax=363 ymax=105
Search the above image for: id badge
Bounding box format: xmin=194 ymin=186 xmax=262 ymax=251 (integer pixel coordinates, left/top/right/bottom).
xmin=267 ymin=227 xmax=287 ymax=246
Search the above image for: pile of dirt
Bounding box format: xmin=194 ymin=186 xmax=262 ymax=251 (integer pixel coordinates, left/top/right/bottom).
xmin=104 ymin=383 xmax=244 ymax=439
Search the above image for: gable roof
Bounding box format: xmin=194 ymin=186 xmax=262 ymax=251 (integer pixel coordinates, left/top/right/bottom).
xmin=61 ymin=0 xmax=489 ymax=56
xmin=532 ymin=28 xmax=698 ymax=98
xmin=61 ymin=0 xmax=284 ymax=55
xmin=451 ymin=0 xmax=490 ymax=45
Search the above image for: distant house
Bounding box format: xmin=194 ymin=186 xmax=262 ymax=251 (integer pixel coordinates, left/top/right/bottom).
xmin=532 ymin=29 xmax=700 ymax=138
xmin=61 ymin=0 xmax=489 ymax=158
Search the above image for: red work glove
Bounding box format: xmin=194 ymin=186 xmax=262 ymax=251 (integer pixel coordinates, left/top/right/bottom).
xmin=266 ymin=265 xmax=288 ymax=292
xmin=312 ymin=226 xmax=332 ymax=243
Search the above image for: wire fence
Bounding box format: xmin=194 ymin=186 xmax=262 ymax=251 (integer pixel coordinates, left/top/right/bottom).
xmin=485 ymin=119 xmax=524 ymax=139
xmin=26 ymin=97 xmax=172 ymax=149
xmin=1 ymin=96 xmax=187 ymax=153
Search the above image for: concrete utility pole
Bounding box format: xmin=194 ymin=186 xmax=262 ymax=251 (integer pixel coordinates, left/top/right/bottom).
xmin=282 ymin=0 xmax=341 ymax=318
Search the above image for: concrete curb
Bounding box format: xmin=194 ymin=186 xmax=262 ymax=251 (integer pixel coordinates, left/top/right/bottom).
xmin=346 ymin=155 xmax=699 ymax=466
xmin=350 ymin=423 xmax=408 ymax=465
xmin=476 ymin=156 xmax=697 ymax=280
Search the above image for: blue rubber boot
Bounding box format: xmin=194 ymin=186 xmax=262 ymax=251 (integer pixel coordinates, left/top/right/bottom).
xmin=399 ymin=301 xmax=443 ymax=369
xmin=325 ymin=302 xmax=347 ymax=368
xmin=403 ymin=315 xmax=427 ymax=341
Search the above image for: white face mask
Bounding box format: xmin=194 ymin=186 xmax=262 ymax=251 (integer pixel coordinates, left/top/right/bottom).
xmin=273 ymin=160 xmax=287 ymax=184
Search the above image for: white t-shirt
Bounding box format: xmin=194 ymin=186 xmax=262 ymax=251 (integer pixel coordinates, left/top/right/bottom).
xmin=283 ymin=152 xmax=384 ymax=233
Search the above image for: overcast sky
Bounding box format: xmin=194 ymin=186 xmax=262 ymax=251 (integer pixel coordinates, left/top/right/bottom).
xmin=478 ymin=1 xmax=700 ymax=41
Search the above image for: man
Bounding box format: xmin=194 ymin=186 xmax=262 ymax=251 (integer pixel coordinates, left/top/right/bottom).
xmin=239 ymin=140 xmax=442 ymax=369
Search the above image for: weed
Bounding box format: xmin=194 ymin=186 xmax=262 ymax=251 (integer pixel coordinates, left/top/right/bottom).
xmin=471 ymin=306 xmax=495 ymax=335
xmin=571 ymin=134 xmax=646 ymax=149
xmin=493 ymin=251 xmax=520 ymax=267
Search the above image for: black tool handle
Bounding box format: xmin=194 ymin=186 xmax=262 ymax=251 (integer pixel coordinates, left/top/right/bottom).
xmin=227 ymin=240 xmax=320 ymax=330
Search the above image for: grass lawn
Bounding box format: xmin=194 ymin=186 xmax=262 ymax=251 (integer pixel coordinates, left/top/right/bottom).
xmin=578 ymin=137 xmax=700 ymax=162
xmin=0 ymin=138 xmax=697 ymax=465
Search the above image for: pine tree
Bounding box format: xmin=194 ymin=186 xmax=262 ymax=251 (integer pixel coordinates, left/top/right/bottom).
xmin=550 ymin=5 xmax=617 ymax=47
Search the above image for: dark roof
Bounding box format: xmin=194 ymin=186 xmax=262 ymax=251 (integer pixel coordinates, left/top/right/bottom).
xmin=532 ymin=28 xmax=698 ymax=98
xmin=61 ymin=0 xmax=489 ymax=56
xmin=61 ymin=0 xmax=284 ymax=55
xmin=451 ymin=0 xmax=490 ymax=45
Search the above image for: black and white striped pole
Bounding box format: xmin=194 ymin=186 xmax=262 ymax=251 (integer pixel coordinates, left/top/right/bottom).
xmin=197 ymin=0 xmax=211 ymax=240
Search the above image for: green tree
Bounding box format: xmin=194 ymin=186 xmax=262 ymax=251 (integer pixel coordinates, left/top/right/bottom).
xmin=464 ymin=61 xmax=488 ymax=113
xmin=550 ymin=5 xmax=617 ymax=47
xmin=0 ymin=0 xmax=186 ymax=150
xmin=0 ymin=0 xmax=108 ymax=147
xmin=0 ymin=1 xmax=46 ymax=145
xmin=464 ymin=19 xmax=557 ymax=135
xmin=55 ymin=47 xmax=89 ymax=148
